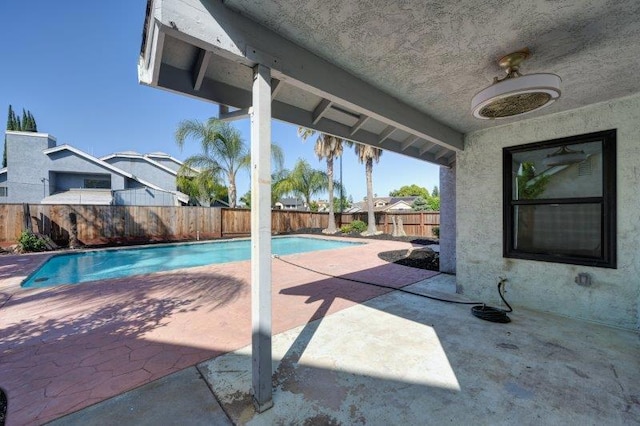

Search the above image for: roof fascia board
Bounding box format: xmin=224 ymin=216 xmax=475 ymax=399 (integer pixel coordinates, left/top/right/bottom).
xmin=101 ymin=153 xmax=179 ymax=176
xmin=140 ymin=0 xmax=463 ymax=151
xmin=157 ymin=65 xmax=451 ymax=166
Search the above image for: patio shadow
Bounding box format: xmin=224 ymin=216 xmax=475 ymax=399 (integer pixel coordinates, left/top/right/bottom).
xmin=0 ymin=270 xmax=246 ymax=425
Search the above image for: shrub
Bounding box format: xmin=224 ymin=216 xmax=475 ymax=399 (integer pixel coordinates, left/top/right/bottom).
xmin=340 ymin=224 xmax=352 ymax=234
xmin=432 ymin=226 xmax=440 ymax=238
xmin=18 ymin=231 xmax=46 ymax=252
xmin=350 ymin=220 xmax=367 ymax=233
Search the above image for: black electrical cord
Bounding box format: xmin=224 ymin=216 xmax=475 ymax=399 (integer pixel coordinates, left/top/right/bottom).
xmin=273 ymin=255 xmax=482 ymax=305
xmin=274 ymin=256 xmax=514 ymax=323
xmin=470 ymin=280 xmax=513 ymax=323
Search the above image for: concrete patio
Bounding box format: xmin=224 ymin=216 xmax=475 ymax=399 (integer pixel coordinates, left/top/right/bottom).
xmin=0 ymin=237 xmax=437 ymax=425
xmin=50 ymin=274 xmax=639 ymax=425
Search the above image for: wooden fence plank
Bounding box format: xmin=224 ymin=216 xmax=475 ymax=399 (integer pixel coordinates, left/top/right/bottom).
xmin=0 ymin=204 xmax=439 ymax=244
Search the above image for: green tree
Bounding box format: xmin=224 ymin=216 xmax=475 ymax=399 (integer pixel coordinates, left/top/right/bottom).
xmin=354 ymin=143 xmax=382 ymax=235
xmin=333 ymin=194 xmax=351 ymax=212
xmin=517 ymin=162 xmax=549 ymax=199
xmin=432 ymin=186 xmax=439 ymax=197
xmin=240 ymin=190 xmax=251 ymax=208
xmin=298 ymin=128 xmax=351 ymax=234
xmin=177 ymin=172 xmax=228 ymax=206
xmin=4 ymin=105 xmax=38 ymax=167
xmin=273 ymin=159 xmax=332 ymax=208
xmin=427 ymin=196 xmax=440 ymax=211
xmin=21 ymin=109 xmax=28 ymax=130
xmin=411 ymin=196 xmax=429 ymax=211
xmin=24 ymin=111 xmax=37 ymax=132
xmin=4 ymin=106 xmax=14 ymax=167
xmin=270 ymin=169 xmax=289 ymax=206
xmin=175 ymin=118 xmax=283 ymax=208
xmin=389 ymin=184 xmax=430 ymax=199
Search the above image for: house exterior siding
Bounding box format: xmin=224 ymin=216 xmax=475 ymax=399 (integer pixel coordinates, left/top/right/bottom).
xmin=2 ymin=132 xmax=185 ymax=206
xmin=457 ymin=93 xmax=640 ymax=330
xmin=104 ymin=157 xmax=177 ymax=191
xmin=5 ymin=132 xmax=57 ymax=203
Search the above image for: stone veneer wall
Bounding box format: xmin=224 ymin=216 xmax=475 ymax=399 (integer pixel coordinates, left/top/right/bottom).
xmin=457 ymin=94 xmax=640 ymax=330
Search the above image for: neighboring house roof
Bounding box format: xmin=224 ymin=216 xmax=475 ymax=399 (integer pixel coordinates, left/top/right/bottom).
xmin=279 ymin=197 xmax=304 ymax=205
xmin=44 ymin=144 xmax=165 ymax=191
xmin=43 ymin=144 xmax=190 ymax=204
xmin=41 ymin=189 xmax=113 ymax=205
xmin=0 ymin=168 xmax=6 ymax=175
xmin=350 ymin=196 xmax=418 ymax=212
xmin=211 ymin=198 xmax=230 ymax=207
xmin=385 ymin=200 xmax=413 ymax=211
xmin=101 ymin=152 xmax=180 ymax=176
xmin=145 ymin=152 xmax=186 ymax=167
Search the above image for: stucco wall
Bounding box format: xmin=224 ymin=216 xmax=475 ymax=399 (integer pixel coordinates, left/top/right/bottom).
xmin=439 ymin=163 xmax=456 ymax=274
xmin=457 ymin=94 xmax=640 ymax=331
xmin=4 ymin=132 xmax=57 ymax=203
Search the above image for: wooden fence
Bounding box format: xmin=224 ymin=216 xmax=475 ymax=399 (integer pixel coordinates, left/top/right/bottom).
xmin=0 ymin=204 xmax=439 ymax=246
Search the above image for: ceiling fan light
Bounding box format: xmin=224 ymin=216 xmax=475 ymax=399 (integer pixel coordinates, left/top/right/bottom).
xmin=471 ymin=73 xmax=562 ymax=119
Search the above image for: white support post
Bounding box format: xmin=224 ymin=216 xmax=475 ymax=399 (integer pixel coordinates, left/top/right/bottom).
xmin=250 ymin=63 xmax=273 ymax=412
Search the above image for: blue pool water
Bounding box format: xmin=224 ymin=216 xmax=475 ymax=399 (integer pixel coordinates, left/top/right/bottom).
xmin=22 ymin=236 xmax=361 ymax=288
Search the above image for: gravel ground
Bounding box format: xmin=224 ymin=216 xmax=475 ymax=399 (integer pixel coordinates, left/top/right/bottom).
xmin=292 ymin=228 xmax=440 ymax=272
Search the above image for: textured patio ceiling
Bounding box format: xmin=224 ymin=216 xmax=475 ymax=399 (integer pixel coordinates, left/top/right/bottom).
xmin=139 ymin=0 xmax=640 ymax=166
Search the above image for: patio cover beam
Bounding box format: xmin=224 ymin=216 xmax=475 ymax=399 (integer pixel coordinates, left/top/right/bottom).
xmin=219 ymin=107 xmax=252 ymax=122
xmin=139 ymin=0 xmax=463 ymax=153
xmin=419 ymin=143 xmax=434 ymax=156
xmin=158 ymin=65 xmax=450 ymax=167
xmin=312 ymin=98 xmax=333 ymax=124
xmin=250 ymin=63 xmax=273 ymax=412
xmin=350 ymin=115 xmax=369 ymax=136
xmin=271 ymin=78 xmax=283 ymax=99
xmin=401 ymin=136 xmax=420 ymax=151
xmin=155 ymin=66 xmax=453 ymax=166
xmin=191 ymin=49 xmax=212 ymax=91
xmin=377 ymin=125 xmax=396 ymax=144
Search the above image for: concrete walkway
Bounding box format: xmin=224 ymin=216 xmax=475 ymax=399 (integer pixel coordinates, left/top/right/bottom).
xmin=50 ymin=274 xmax=640 ymax=425
xmin=0 ymin=237 xmax=436 ymax=425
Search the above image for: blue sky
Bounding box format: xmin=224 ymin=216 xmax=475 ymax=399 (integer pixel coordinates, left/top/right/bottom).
xmin=0 ymin=0 xmax=439 ymax=202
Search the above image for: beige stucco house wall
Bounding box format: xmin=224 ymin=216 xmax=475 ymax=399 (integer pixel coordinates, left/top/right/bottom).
xmin=456 ymin=93 xmax=640 ymax=331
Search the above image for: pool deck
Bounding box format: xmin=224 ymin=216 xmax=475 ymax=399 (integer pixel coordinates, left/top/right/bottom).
xmin=0 ymin=236 xmax=437 ymax=425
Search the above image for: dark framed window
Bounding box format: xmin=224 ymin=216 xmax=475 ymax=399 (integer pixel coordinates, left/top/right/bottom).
xmin=503 ymin=129 xmax=616 ymax=268
xmin=0 ymin=187 xmax=7 ymax=197
xmin=84 ymin=178 xmax=111 ymax=189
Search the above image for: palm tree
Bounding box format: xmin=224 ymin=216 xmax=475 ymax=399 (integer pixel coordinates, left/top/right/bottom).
xmin=273 ymin=159 xmax=331 ymax=209
xmin=176 ymin=172 xmax=228 ymax=206
xmin=175 ymin=118 xmax=283 ymax=208
xmin=298 ymin=128 xmax=348 ymax=234
xmin=354 ymin=143 xmax=383 ymax=236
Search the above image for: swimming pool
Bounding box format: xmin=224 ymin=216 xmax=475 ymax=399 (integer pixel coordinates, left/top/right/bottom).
xmin=22 ymin=236 xmax=362 ymax=288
